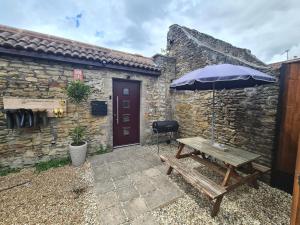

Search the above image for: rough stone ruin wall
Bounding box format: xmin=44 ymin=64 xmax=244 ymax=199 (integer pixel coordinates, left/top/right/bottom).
xmin=167 ymin=25 xmax=279 ymax=173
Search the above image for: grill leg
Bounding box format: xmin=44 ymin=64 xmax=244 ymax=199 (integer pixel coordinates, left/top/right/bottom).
xmin=157 ymin=131 xmax=159 ymax=155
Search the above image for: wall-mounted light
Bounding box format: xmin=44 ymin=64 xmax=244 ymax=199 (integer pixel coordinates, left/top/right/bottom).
xmin=53 ymin=108 xmax=64 ymax=118
xmin=59 ymin=100 xmax=66 ymax=106
xmin=59 ymin=108 xmax=64 ymax=117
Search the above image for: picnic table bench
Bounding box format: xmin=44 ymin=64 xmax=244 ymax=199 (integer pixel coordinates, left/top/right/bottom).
xmin=160 ymin=136 xmax=270 ymax=217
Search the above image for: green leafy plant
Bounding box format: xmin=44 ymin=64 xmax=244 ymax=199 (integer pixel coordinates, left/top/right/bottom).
xmin=0 ymin=167 xmax=21 ymax=176
xmin=35 ymin=157 xmax=70 ymax=172
xmin=66 ymin=80 xmax=91 ymax=104
xmin=95 ymin=144 xmax=109 ymax=155
xmin=70 ymin=126 xmax=85 ymax=146
xmin=66 ymin=80 xmax=91 ymax=146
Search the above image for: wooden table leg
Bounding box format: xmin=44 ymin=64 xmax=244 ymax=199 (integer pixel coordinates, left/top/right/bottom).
xmin=222 ymin=165 xmax=234 ymax=186
xmin=239 ymin=163 xmax=260 ymax=189
xmin=248 ymin=163 xmax=259 ymax=189
xmin=211 ymin=196 xmax=223 ymax=217
xmin=175 ymin=143 xmax=185 ymax=158
xmin=201 ymin=152 xmax=207 ymax=160
xmin=231 ymin=169 xmax=241 ymax=181
xmin=166 ymin=143 xmax=185 ymax=175
xmin=166 ymin=166 xmax=173 ymax=175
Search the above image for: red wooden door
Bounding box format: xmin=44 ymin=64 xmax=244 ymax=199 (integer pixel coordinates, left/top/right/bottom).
xmin=274 ymin=62 xmax=300 ymax=192
xmin=113 ymin=80 xmax=140 ymax=147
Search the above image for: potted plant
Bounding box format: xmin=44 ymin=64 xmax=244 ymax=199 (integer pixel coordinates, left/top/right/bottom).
xmin=66 ymin=80 xmax=91 ymax=166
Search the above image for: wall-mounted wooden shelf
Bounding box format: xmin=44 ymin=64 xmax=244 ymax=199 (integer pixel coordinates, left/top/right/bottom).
xmin=3 ymin=97 xmax=67 ymax=117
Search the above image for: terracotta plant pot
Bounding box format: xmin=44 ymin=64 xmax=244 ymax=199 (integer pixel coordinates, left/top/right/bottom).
xmin=69 ymin=141 xmax=87 ymax=167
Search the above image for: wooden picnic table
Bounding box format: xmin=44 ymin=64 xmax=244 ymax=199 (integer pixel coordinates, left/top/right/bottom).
xmin=160 ymin=136 xmax=270 ymax=217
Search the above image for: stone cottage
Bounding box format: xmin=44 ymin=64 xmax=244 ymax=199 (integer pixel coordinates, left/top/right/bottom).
xmin=0 ymin=24 xmax=278 ymax=177
xmin=0 ymin=24 xmax=176 ymax=169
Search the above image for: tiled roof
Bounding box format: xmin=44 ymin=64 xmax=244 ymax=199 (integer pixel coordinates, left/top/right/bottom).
xmin=0 ymin=24 xmax=160 ymax=72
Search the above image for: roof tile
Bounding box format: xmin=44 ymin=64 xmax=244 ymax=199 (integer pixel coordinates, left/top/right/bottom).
xmin=0 ymin=24 xmax=160 ymax=72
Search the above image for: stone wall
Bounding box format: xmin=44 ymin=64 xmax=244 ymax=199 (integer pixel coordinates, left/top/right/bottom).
xmin=167 ymin=24 xmax=279 ymax=171
xmin=0 ymin=55 xmax=173 ymax=169
xmin=0 ymin=23 xmax=280 ymax=174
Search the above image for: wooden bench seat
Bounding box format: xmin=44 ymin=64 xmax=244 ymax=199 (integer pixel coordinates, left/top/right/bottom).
xmin=160 ymin=154 xmax=227 ymax=216
xmin=252 ymin=162 xmax=270 ymax=173
xmin=162 ymin=137 xmax=270 ymax=217
xmin=160 ymin=154 xmax=226 ymax=199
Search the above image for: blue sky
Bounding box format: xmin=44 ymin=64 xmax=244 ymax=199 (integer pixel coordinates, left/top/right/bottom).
xmin=0 ymin=0 xmax=299 ymax=63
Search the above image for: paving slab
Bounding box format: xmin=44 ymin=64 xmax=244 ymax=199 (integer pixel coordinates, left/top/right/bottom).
xmin=129 ymin=172 xmax=145 ymax=184
xmin=113 ymin=175 xmax=132 ymax=189
xmin=151 ymin=174 xmax=179 ymax=193
xmin=144 ymin=189 xmax=167 ymax=209
xmin=105 ymin=152 xmax=125 ymax=163
xmin=93 ymin=165 xmax=109 ymax=181
xmin=95 ymin=179 xmax=115 ymax=194
xmin=131 ymin=212 xmax=159 ymax=225
xmin=143 ymin=167 xmax=161 ymax=178
xmin=116 ymin=185 xmax=140 ymax=202
xmin=123 ymin=197 xmax=148 ymax=220
xmin=142 ymin=154 xmax=162 ymax=167
xmin=89 ymin=145 xmax=182 ymax=224
xmin=107 ymin=162 xmax=127 ymax=179
xmin=135 ymin=179 xmax=156 ymax=195
xmin=97 ymin=191 xmax=119 ymax=210
xmin=99 ymin=205 xmax=127 ymax=225
xmin=131 ymin=159 xmax=151 ymax=171
xmin=124 ymin=165 xmax=139 ymax=174
xmin=156 ymin=164 xmax=168 ymax=174
xmin=89 ymin=154 xmax=107 ymax=166
xmin=122 ymin=160 xmax=140 ymax=174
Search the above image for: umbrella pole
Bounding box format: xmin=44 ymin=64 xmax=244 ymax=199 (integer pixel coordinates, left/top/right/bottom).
xmin=211 ymin=82 xmax=215 ymax=144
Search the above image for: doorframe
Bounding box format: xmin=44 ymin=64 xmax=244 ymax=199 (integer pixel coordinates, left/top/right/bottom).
xmin=112 ymin=78 xmax=141 ymax=147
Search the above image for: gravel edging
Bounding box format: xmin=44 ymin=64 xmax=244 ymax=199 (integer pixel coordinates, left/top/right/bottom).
xmin=0 ymin=163 xmax=96 ymax=225
xmin=78 ymin=162 xmax=101 ymax=225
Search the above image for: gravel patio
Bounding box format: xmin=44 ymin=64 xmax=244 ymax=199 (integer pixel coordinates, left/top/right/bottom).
xmin=0 ymin=162 xmax=97 ymax=225
xmin=0 ymin=144 xmax=292 ymax=225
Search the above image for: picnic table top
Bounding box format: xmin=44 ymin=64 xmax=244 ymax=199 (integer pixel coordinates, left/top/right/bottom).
xmin=177 ymin=136 xmax=261 ymax=167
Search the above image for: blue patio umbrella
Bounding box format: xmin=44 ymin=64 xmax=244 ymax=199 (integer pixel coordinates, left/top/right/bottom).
xmin=170 ymin=64 xmax=276 ymax=144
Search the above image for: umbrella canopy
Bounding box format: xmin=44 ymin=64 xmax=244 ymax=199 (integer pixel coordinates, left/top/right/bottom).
xmin=170 ymin=64 xmax=276 ymax=90
xmin=170 ymin=63 xmax=276 ymax=145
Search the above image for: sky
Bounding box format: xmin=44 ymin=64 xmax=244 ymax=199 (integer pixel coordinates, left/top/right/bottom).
xmin=0 ymin=0 xmax=299 ymax=64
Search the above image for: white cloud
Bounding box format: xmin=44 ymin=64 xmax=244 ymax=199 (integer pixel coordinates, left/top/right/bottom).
xmin=0 ymin=0 xmax=299 ymax=63
xmin=269 ymin=44 xmax=300 ymax=63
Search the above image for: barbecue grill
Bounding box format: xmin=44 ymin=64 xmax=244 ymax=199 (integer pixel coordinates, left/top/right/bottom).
xmin=152 ymin=120 xmax=179 ymax=154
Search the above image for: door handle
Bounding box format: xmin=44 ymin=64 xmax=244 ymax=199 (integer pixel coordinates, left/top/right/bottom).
xmin=116 ymin=96 xmax=119 ymax=125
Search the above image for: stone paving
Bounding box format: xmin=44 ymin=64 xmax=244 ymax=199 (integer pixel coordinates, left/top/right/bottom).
xmin=88 ymin=145 xmax=182 ymax=225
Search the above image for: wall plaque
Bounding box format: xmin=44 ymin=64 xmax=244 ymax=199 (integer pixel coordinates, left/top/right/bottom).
xmin=73 ymin=69 xmax=84 ymax=81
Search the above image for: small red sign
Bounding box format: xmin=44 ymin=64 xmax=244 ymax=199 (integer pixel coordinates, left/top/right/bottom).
xmin=73 ymin=69 xmax=84 ymax=81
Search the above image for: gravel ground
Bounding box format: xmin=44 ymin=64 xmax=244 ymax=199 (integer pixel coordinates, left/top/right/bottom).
xmin=0 ymin=162 xmax=99 ymax=225
xmin=0 ymin=144 xmax=293 ymax=225
xmin=148 ymin=144 xmax=292 ymax=225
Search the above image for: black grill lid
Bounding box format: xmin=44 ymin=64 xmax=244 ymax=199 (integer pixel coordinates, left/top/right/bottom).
xmin=152 ymin=120 xmax=179 ymax=133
